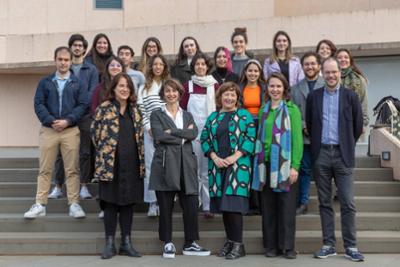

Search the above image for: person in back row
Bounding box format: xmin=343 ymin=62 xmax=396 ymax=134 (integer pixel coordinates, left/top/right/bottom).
xmin=230 ymin=27 xmax=254 ymax=76
xmin=117 ymin=45 xmax=145 ymax=95
xmin=85 ymin=33 xmax=114 ymax=81
xmin=25 ymin=47 xmax=87 ymax=219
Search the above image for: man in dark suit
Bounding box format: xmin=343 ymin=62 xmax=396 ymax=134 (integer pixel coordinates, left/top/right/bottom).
xmin=306 ymin=57 xmax=364 ymax=262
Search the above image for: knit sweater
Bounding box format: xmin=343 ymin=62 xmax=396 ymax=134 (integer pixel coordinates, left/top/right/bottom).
xmin=137 ymin=81 xmax=165 ymax=131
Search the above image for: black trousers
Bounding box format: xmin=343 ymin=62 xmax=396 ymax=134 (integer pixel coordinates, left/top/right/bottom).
xmin=223 ymin=212 xmax=243 ymax=243
xmin=53 ymin=114 xmax=94 ymax=184
xmin=313 ymin=145 xmax=357 ymax=248
xmin=260 ymin=171 xmax=298 ymax=251
xmin=102 ymin=201 xmax=134 ymax=237
xmin=156 ymin=190 xmax=199 ymax=243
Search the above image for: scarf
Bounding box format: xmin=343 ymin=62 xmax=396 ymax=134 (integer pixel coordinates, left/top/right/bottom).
xmin=252 ymin=101 xmax=292 ymax=192
xmin=191 ymin=75 xmax=217 ymax=115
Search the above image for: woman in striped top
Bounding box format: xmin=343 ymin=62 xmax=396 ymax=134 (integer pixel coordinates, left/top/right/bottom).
xmin=137 ymin=54 xmax=170 ymax=217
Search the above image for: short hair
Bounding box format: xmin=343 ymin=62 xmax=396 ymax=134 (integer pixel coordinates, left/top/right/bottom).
xmin=190 ymin=52 xmax=213 ymax=75
xmin=215 ymin=82 xmax=241 ymax=109
xmin=117 ymin=45 xmax=134 ymax=57
xmin=321 ymin=57 xmax=340 ymax=72
xmin=213 ymin=46 xmax=233 ymax=72
xmin=159 ymin=78 xmax=185 ymax=100
xmin=68 ymin=34 xmax=88 ymax=51
xmin=301 ymin=51 xmax=321 ymax=66
xmin=54 ymin=46 xmax=72 ymax=60
xmin=231 ymin=27 xmax=248 ymax=44
xmin=106 ymin=73 xmax=137 ymax=104
xmin=265 ymin=72 xmax=291 ymax=102
xmin=316 ymin=39 xmax=337 ymax=56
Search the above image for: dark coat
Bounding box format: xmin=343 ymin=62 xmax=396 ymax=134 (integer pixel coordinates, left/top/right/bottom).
xmin=306 ymin=86 xmax=363 ymax=168
xmin=149 ymin=109 xmax=199 ymax=195
xmin=91 ymin=100 xmax=145 ymax=182
xmin=171 ymin=59 xmax=193 ymax=85
xmin=211 ymin=70 xmax=239 ymax=85
xmin=34 ymin=73 xmax=88 ymax=127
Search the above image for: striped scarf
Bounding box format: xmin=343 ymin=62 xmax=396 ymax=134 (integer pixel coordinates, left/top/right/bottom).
xmin=252 ymin=101 xmax=292 ymax=192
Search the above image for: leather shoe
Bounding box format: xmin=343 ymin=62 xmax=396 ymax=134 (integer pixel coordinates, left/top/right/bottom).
xmin=119 ymin=236 xmax=141 ymax=257
xmin=284 ymin=249 xmax=297 ymax=259
xmin=225 ymin=242 xmax=245 ymax=260
xmin=296 ymin=204 xmax=308 ymax=215
xmin=265 ymin=248 xmax=279 ymax=257
xmin=217 ymin=240 xmax=233 ymax=257
xmin=101 ymin=236 xmax=116 ymax=259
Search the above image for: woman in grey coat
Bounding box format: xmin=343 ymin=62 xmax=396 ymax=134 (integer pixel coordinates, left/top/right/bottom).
xmin=149 ymin=78 xmax=210 ymax=259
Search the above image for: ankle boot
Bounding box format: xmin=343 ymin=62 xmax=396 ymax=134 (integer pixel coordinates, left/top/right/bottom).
xmin=119 ymin=235 xmax=141 ymax=257
xmin=101 ymin=236 xmax=116 ymax=259
xmin=217 ymin=240 xmax=233 ymax=257
xmin=225 ymin=242 xmax=246 ymax=260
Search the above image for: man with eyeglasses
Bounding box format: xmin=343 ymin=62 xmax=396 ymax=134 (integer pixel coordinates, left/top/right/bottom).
xmin=48 ymin=34 xmax=99 ymax=200
xmin=306 ymin=57 xmax=364 ymax=262
xmin=291 ymin=51 xmax=325 ymax=215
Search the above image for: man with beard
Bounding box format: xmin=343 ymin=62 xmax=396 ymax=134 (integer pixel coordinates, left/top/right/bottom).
xmin=291 ymin=52 xmax=325 ymax=215
xmin=48 ymin=34 xmax=99 ymax=200
xmin=306 ymin=57 xmax=364 ymax=262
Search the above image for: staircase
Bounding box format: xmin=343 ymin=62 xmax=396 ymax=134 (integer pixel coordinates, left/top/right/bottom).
xmin=0 ymin=156 xmax=399 ymax=255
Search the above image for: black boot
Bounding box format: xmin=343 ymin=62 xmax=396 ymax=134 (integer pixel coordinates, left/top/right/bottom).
xmin=225 ymin=242 xmax=246 ymax=260
xmin=217 ymin=240 xmax=233 ymax=257
xmin=119 ymin=236 xmax=142 ymax=257
xmin=101 ymin=236 xmax=116 ymax=259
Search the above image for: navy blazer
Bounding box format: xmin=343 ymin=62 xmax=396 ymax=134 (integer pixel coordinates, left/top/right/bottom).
xmin=306 ymin=86 xmax=363 ymax=168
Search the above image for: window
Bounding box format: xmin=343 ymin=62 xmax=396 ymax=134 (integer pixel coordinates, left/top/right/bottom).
xmin=95 ymin=0 xmax=123 ymax=9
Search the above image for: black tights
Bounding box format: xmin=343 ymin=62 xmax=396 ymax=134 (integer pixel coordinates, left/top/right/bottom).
xmin=103 ymin=202 xmax=134 ymax=237
xmin=222 ymin=212 xmax=243 ymax=243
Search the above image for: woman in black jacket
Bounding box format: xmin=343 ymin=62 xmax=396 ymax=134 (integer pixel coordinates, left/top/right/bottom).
xmin=149 ymin=78 xmax=210 ymax=259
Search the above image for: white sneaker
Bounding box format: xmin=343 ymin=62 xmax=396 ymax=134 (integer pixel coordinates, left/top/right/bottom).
xmin=98 ymin=210 xmax=104 ymax=219
xmin=24 ymin=203 xmax=46 ymax=219
xmin=147 ymin=202 xmax=159 ymax=217
xmin=79 ymin=185 xmax=93 ymax=199
xmin=48 ymin=186 xmax=63 ymax=199
xmin=163 ymin=242 xmax=176 ymax=259
xmin=69 ymin=203 xmax=86 ymax=218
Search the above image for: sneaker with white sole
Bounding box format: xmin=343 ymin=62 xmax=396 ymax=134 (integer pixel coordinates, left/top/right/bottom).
xmin=163 ymin=242 xmax=176 ymax=259
xmin=147 ymin=202 xmax=159 ymax=217
xmin=48 ymin=186 xmax=63 ymax=199
xmin=182 ymin=241 xmax=211 ymax=256
xmin=69 ymin=203 xmax=86 ymax=218
xmin=79 ymin=185 xmax=93 ymax=199
xmin=24 ymin=203 xmax=46 ymax=219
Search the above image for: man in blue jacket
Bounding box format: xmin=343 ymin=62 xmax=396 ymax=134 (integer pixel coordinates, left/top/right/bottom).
xmin=24 ymin=46 xmax=88 ymax=219
xmin=49 ymin=34 xmax=99 ymax=200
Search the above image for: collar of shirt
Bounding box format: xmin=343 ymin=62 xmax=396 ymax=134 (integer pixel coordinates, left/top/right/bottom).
xmin=324 ymin=84 xmax=340 ymax=95
xmin=53 ymin=71 xmax=71 ymax=82
xmin=162 ymin=105 xmax=183 ymax=118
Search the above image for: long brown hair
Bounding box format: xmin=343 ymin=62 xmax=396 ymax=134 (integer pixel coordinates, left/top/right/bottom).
xmin=269 ymin=30 xmax=293 ymax=64
xmin=335 ymin=48 xmax=367 ymax=80
xmin=175 ymin=36 xmax=202 ymax=64
xmin=86 ymin=33 xmax=114 ymax=76
xmin=143 ymin=54 xmax=170 ymax=94
xmin=106 ymin=73 xmax=137 ymax=105
xmin=139 ymin=37 xmax=163 ymax=73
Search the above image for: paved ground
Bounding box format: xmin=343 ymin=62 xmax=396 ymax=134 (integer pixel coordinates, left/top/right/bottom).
xmin=0 ymin=254 xmax=399 ymax=267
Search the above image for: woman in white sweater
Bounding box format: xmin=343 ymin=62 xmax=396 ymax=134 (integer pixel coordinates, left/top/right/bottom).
xmin=137 ymin=54 xmax=170 ymax=216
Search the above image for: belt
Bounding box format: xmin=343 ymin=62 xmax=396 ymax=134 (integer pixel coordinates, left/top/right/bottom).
xmin=321 ymin=144 xmax=340 ymax=149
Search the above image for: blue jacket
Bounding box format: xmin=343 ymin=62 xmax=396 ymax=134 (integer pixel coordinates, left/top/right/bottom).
xmin=72 ymin=61 xmax=99 ymax=108
xmin=34 ymin=73 xmax=88 ymax=127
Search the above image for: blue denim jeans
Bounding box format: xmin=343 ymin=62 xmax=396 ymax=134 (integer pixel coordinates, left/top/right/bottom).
xmin=298 ymin=145 xmax=312 ymax=205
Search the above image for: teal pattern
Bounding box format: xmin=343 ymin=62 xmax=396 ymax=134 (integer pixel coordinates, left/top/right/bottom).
xmin=201 ymin=108 xmax=256 ymax=197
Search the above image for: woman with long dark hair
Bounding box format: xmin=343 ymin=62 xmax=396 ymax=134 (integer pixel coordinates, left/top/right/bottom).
xmin=85 ymin=33 xmax=114 ymax=80
xmin=138 ymin=54 xmax=170 ymax=217
xmin=91 ymin=73 xmax=144 ymax=259
xmin=171 ymin=36 xmax=202 ymax=85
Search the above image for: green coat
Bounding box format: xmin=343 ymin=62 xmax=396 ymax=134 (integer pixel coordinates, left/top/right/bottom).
xmin=201 ymin=108 xmax=256 ymax=197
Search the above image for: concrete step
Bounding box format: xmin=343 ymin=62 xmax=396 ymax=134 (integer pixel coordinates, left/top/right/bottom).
xmin=2 ymin=180 xmax=399 ymax=197
xmin=0 ymin=167 xmax=393 ymax=182
xmin=2 ymin=196 xmax=400 ymax=214
xmin=0 ymin=212 xmax=398 ymax=233
xmin=0 ymin=156 xmax=382 ymax=169
xmin=0 ymin=230 xmax=399 ymax=255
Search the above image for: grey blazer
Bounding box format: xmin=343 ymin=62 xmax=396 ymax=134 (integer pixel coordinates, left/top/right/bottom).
xmin=149 ymin=108 xmax=199 ymax=194
xmin=291 ymin=76 xmax=325 ymax=144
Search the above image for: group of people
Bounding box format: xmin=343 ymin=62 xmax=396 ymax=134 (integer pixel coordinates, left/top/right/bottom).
xmin=24 ymin=27 xmax=368 ymax=262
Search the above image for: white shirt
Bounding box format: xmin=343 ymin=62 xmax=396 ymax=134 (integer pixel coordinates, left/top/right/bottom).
xmin=163 ymin=105 xmax=184 ymax=129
